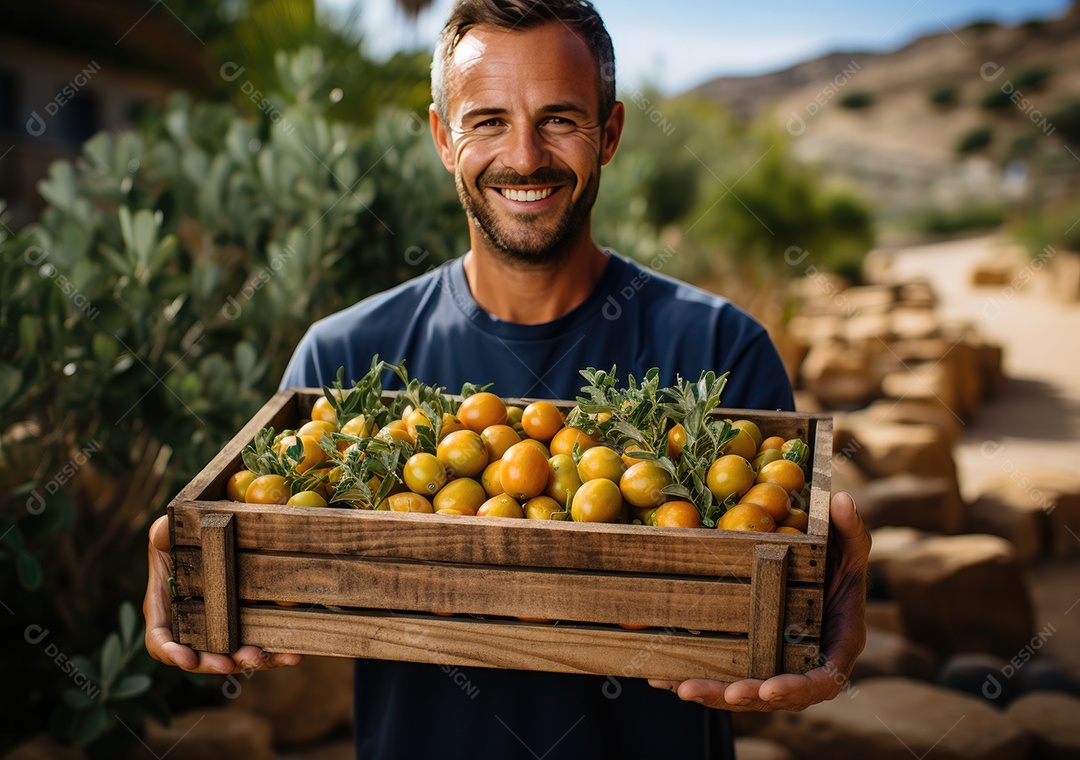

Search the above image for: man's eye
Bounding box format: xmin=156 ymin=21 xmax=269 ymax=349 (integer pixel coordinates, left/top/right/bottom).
xmin=544 ymin=117 xmax=577 ymax=133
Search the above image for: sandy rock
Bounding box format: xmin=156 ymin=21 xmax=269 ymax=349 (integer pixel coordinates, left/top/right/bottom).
xmin=135 ymin=708 xmax=274 ymax=760
xmin=861 ymin=399 xmax=961 ymax=447
xmin=733 ymin=737 xmax=794 ymax=760
xmin=789 ymin=274 xmax=852 ymax=315
xmin=837 ymin=284 xmax=898 ymax=314
xmin=873 ymin=534 xmax=1036 ymax=658
xmin=977 ymin=470 xmax=1080 ymax=559
xmin=861 ymin=248 xmax=896 ymax=285
xmin=936 ymin=652 xmax=1017 ymax=707
xmin=865 ymin=600 xmax=907 ymax=636
xmin=852 ymin=627 xmax=938 ymax=682
xmin=841 ymin=420 xmax=957 ymax=482
xmin=849 ymin=474 xmax=965 ymax=534
xmin=1006 ymin=692 xmax=1080 ymax=759
xmin=793 ymin=390 xmax=824 ymax=414
xmin=844 ymin=312 xmax=893 ymax=345
xmin=758 ymin=678 xmax=1029 ymax=760
xmin=800 ymin=339 xmax=883 ymax=409
xmin=971 ymin=257 xmax=1018 ymax=286
xmin=881 ymin=363 xmax=963 ymax=420
xmin=965 ymin=492 xmax=1047 ymax=563
xmin=868 ymin=526 xmax=928 ymax=564
xmin=230 ymin=655 xmax=354 ymax=747
xmin=786 ymin=314 xmax=845 ymax=344
xmin=1036 ymin=248 xmax=1080 ymax=303
xmin=971 ymin=338 xmax=1005 ymax=400
xmin=897 ymin=279 xmax=937 ymax=308
xmin=890 ymin=306 xmax=941 ymax=340
xmin=2 ymin=737 xmax=86 ymax=760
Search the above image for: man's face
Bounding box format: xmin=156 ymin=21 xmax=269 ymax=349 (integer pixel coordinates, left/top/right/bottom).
xmin=431 ymin=22 xmax=622 ymax=266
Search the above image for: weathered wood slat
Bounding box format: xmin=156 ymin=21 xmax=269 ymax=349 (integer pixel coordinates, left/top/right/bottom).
xmin=171 ymin=548 xmax=824 ymax=635
xmin=171 ymin=503 xmax=828 ymax=583
xmin=748 ymin=544 xmax=790 ymax=679
xmin=199 ymin=513 xmax=238 ymax=654
xmin=171 ymin=389 xmax=298 ymax=506
xmin=174 ymin=601 xmax=820 ymax=681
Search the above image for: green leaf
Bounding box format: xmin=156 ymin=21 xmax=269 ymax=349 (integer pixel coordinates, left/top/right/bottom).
xmin=235 ymin=341 xmax=258 ymax=381
xmin=100 ymin=633 xmax=121 ymax=683
xmin=0 ymin=361 xmax=22 ymax=408
xmin=149 ymin=234 xmax=178 ymax=275
xmin=110 ymin=673 xmax=152 ymax=700
xmin=72 ymin=656 xmax=100 ymax=683
xmin=63 ymin=687 xmax=97 ymax=710
xmin=131 ymin=208 xmax=161 ymax=274
xmin=118 ymin=206 xmax=134 ymax=258
xmin=16 ymin=550 xmax=42 ymax=590
xmin=92 ymin=334 xmax=119 ymax=366
xmin=71 ymin=705 xmax=110 ymax=747
xmin=37 ymin=161 xmax=77 ymax=213
xmin=98 ymin=244 xmax=133 ymax=277
xmin=17 ymin=314 xmax=39 ymax=358
xmin=119 ymin=602 xmax=137 ymax=649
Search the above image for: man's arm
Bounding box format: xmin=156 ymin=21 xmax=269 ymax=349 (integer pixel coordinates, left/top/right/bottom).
xmin=143 ymin=515 xmax=304 ymax=674
xmin=649 ymin=491 xmax=871 ymax=711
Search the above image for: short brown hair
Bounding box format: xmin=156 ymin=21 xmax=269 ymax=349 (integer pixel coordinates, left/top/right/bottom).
xmin=432 ymin=0 xmax=616 ymax=124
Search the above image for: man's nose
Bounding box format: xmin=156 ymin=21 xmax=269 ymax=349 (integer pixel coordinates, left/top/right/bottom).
xmin=504 ymin=126 xmax=550 ymax=177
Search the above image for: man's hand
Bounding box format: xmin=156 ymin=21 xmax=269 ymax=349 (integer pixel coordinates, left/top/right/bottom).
xmin=143 ymin=514 xmax=304 ymax=674
xmin=649 ymin=491 xmax=870 ymax=712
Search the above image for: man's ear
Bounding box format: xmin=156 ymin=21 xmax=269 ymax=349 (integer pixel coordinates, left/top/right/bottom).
xmin=430 ymin=104 xmax=456 ymax=173
xmin=600 ymin=101 xmax=625 ymax=166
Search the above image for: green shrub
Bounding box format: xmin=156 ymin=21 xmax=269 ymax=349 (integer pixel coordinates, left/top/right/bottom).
xmin=917 ymin=205 xmax=1003 ymax=235
xmin=929 ymin=85 xmax=959 ymax=108
xmin=1014 ymin=65 xmax=1052 ymax=91
xmin=956 ymin=125 xmax=994 ymax=155
xmin=1048 ymin=99 xmax=1080 ymax=146
xmin=0 ymin=46 xmax=465 ymax=756
xmin=981 ymin=87 xmax=1013 ymax=110
xmin=838 ymin=91 xmax=874 ymax=110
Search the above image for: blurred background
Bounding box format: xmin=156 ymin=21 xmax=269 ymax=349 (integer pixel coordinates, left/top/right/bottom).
xmin=2 ymin=1 xmax=1079 ymax=758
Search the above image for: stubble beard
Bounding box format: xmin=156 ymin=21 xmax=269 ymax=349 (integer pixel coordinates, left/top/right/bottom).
xmin=456 ymin=162 xmax=601 ymax=268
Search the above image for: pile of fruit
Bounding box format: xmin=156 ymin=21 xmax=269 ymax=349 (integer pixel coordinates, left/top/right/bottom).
xmin=225 ymin=359 xmax=812 ymax=533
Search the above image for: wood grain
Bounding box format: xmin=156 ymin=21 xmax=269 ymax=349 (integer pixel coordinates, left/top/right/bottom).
xmin=200 ymin=513 xmax=238 ymax=654
xmin=748 ymin=544 xmax=790 ymax=679
xmin=171 ymin=503 xmax=828 ymax=583
xmin=174 ymin=601 xmax=821 ymax=681
xmin=171 ymin=548 xmax=824 ymax=636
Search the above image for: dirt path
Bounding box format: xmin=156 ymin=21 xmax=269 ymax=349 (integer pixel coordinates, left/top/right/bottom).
xmin=884 ymin=233 xmax=1080 ymax=679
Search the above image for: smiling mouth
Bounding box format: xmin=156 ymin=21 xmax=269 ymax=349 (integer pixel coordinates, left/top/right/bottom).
xmin=497 ymin=187 xmax=555 ymax=202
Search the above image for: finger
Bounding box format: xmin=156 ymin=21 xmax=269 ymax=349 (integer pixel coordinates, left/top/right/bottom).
xmin=674 ymin=679 xmax=778 ymax=712
xmin=148 ymin=514 xmax=171 ymax=552
xmin=758 ymin=669 xmax=842 ymax=711
xmin=648 ymin=679 xmax=680 ymax=692
xmin=267 ymin=652 xmax=304 ymax=668
xmin=829 ymin=491 xmax=872 ymax=559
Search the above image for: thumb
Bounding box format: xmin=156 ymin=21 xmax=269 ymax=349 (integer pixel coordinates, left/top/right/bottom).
xmin=149 ymin=514 xmax=171 ymax=553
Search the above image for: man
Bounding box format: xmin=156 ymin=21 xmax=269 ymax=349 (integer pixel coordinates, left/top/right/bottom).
xmin=145 ymin=1 xmax=871 ymax=757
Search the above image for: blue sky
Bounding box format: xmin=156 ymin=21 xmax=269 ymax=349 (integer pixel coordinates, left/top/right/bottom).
xmin=327 ymin=0 xmax=1075 ymax=92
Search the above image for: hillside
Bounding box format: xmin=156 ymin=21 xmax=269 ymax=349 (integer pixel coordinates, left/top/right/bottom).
xmin=689 ymin=3 xmax=1080 ymax=229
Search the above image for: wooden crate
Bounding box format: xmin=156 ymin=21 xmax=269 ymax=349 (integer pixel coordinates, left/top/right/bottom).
xmin=170 ymin=389 xmax=832 ymax=682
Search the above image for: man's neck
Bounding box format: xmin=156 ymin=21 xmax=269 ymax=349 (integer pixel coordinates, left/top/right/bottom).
xmin=461 ymin=239 xmax=610 ymax=325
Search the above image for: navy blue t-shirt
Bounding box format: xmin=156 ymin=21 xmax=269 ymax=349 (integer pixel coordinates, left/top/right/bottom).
xmin=280 ymin=251 xmax=794 ymax=760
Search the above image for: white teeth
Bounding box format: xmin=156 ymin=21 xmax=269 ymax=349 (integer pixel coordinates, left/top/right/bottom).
xmin=500 ymin=187 xmax=553 ymax=202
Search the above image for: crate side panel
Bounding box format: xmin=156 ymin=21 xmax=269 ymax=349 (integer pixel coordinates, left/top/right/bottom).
xmin=170 ymin=503 xmax=827 ymax=583
xmin=174 ymin=603 xmax=816 ymax=680
xmin=172 ymin=549 xmax=824 ymax=635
